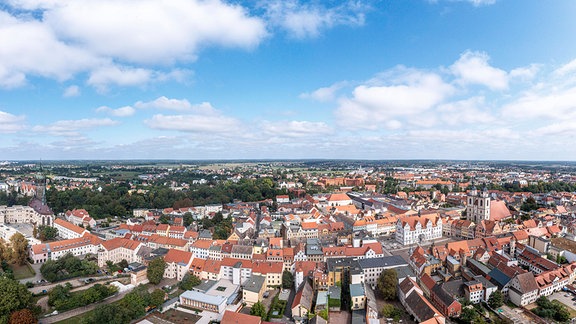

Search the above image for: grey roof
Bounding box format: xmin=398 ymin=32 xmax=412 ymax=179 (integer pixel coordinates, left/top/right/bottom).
xmin=327 ymin=257 xmax=359 ymax=271
xmin=474 ymin=275 xmax=497 ymax=289
xmin=351 ymin=309 xmax=367 ymax=324
xmin=316 ymin=291 xmax=327 ymax=306
xmin=231 ymin=245 xmax=253 ymax=254
xmin=395 ymin=265 xmax=416 ymax=280
xmin=350 ymin=283 xmax=366 ymax=297
xmin=180 ymin=290 xmax=227 ymax=306
xmin=328 ymin=286 xmax=341 ymax=300
xmin=467 ymin=258 xmax=491 ymax=275
xmin=194 ymin=280 xmax=217 ymax=293
xmin=405 ymin=291 xmax=438 ymax=321
xmin=357 ymin=255 xmax=408 ymax=269
xmin=365 ymin=284 xmax=377 ymax=311
xmin=441 ymin=279 xmax=465 ymax=298
xmin=243 ymin=274 xmax=266 ymax=293
xmin=488 ymin=268 xmax=512 ymax=288
xmin=432 ymin=285 xmax=454 ymax=306
xmin=198 ymin=229 xmax=212 ymax=239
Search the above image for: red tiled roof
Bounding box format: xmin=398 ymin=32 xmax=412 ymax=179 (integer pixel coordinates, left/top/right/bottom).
xmin=101 ymin=237 xmax=141 ymax=251
xmin=164 ymin=249 xmax=193 ymax=264
xmin=54 ymin=218 xmax=87 ymax=235
xmin=221 ymin=310 xmax=261 ymax=324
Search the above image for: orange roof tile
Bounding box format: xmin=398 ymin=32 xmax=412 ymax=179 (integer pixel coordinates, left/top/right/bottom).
xmin=164 ymin=249 xmax=193 ymax=264
xmin=54 ymin=218 xmax=86 ymax=235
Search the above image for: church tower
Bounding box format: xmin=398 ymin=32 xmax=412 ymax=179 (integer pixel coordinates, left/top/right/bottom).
xmin=35 ymin=166 xmax=47 ymax=205
xmin=466 ymin=184 xmax=491 ymax=224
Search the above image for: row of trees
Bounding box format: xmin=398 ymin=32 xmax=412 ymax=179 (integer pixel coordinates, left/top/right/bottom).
xmin=81 ymin=285 xmax=166 ymax=324
xmin=46 ymin=178 xmax=282 ymax=219
xmin=48 ymin=283 xmax=118 ymax=311
xmin=40 ymin=253 xmax=98 ymax=282
xmin=532 ymin=296 xmax=571 ymax=322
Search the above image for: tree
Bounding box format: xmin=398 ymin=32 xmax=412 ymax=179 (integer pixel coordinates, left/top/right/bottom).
xmin=250 ymin=301 xmax=267 ymax=319
xmin=118 ymin=259 xmax=129 ymax=270
xmin=460 ymin=307 xmax=480 ymax=323
xmin=488 ymin=291 xmax=504 ymax=309
xmin=147 ymin=258 xmax=166 ymax=285
xmin=119 ymin=290 xmax=146 ymax=320
xmin=9 ymin=309 xmax=36 ymax=324
xmin=282 ymin=270 xmax=294 ymax=289
xmin=10 ymin=233 xmax=28 ymax=265
xmin=377 ymin=269 xmax=398 ymax=300
xmin=150 ymin=289 xmax=166 ymax=308
xmin=0 ymin=277 xmax=33 ymax=323
xmin=82 ymin=304 xmax=127 ymax=324
xmin=38 ymin=226 xmax=58 ymax=241
xmin=381 ymin=304 xmax=402 ymax=321
xmin=179 ymin=273 xmax=201 ymax=291
xmin=0 ymin=239 xmax=12 ymax=263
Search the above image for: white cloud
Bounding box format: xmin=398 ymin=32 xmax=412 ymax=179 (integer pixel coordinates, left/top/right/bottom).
xmin=134 ymin=96 xmax=192 ymax=111
xmin=261 ymin=0 xmax=368 ymax=39
xmin=335 ymin=68 xmax=454 ymax=129
xmin=0 ymin=0 xmax=266 ymax=89
xmin=554 ymin=58 xmax=576 ymax=77
xmin=145 ymin=113 xmax=241 ymax=134
xmin=41 ymin=0 xmax=267 ymax=64
xmin=532 ymin=121 xmax=576 ymax=136
xmin=63 ymin=85 xmax=80 ymax=97
xmin=501 ymin=87 xmax=576 ymax=120
xmin=437 ymin=97 xmax=495 ymax=125
xmin=96 ymin=106 xmax=136 ymax=117
xmin=427 ymin=0 xmax=497 ymax=6
xmin=87 ymin=66 xmax=154 ymax=92
xmin=262 ymin=120 xmax=333 ymax=138
xmin=451 ymin=51 xmax=509 ymax=90
xmin=0 ymin=11 xmax=100 ymax=88
xmin=0 ymin=110 xmax=25 ymax=133
xmin=510 ymin=64 xmax=540 ymax=81
xmin=465 ymin=0 xmax=497 ymax=6
xmin=32 ymin=118 xmax=118 ymax=136
xmin=300 ymin=82 xmax=346 ymax=102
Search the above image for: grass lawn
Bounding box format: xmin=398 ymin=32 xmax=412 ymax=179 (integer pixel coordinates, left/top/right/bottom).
xmin=54 ymin=309 xmax=95 ymax=324
xmin=11 ymin=263 xmax=35 ymax=280
xmin=552 ymin=299 xmax=576 ymax=318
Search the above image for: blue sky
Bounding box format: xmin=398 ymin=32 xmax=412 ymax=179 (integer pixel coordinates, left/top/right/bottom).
xmin=1 ymin=0 xmax=576 ymax=160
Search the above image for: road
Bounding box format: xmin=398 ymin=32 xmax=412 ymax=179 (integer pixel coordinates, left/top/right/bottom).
xmin=39 ymin=291 xmax=128 ymax=324
xmin=39 ymin=277 xmax=179 ymax=324
xmin=30 ymin=275 xmax=114 ymax=294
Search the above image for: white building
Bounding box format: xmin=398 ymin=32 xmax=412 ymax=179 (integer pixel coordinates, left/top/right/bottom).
xmin=30 ymin=234 xmax=101 ymax=264
xmin=0 ymin=204 xmax=53 ymax=226
xmin=97 ymin=237 xmax=143 ymax=267
xmin=395 ymin=214 xmax=442 ymax=246
xmin=54 ymin=218 xmax=88 ymax=240
xmin=163 ymin=249 xmax=194 ymax=281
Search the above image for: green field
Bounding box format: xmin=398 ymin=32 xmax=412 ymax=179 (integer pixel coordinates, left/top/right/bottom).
xmin=11 ymin=263 xmax=35 ymax=280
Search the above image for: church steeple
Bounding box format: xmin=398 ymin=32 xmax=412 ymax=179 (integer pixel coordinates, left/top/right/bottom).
xmin=35 ymin=163 xmax=47 ymax=205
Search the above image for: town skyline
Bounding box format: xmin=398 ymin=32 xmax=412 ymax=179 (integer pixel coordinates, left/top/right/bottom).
xmin=2 ymin=0 xmax=576 ymax=160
